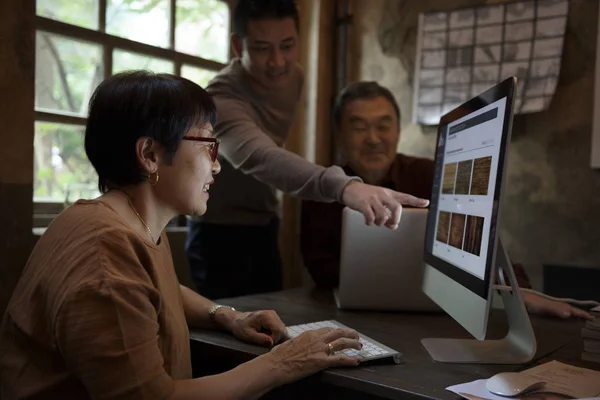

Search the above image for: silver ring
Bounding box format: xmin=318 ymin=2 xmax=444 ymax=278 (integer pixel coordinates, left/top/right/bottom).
xmin=327 ymin=342 xmax=335 ymax=356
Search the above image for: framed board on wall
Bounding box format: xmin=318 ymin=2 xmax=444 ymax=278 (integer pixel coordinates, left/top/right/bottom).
xmin=413 ymin=1 xmax=569 ymax=126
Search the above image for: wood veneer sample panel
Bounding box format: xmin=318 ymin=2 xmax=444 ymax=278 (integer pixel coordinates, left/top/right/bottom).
xmin=470 ymin=156 xmax=492 ymax=195
xmin=436 ymin=211 xmax=451 ymax=243
xmin=463 ymin=215 xmax=484 ymax=256
xmin=449 ymin=213 xmax=466 ymax=249
xmin=442 ymin=162 xmax=457 ymax=194
xmin=455 ymin=159 xmax=473 ymax=195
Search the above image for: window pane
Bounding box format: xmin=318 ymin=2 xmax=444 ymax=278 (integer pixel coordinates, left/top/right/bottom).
xmin=107 ymin=0 xmax=170 ymax=48
xmin=176 ymin=0 xmax=230 ymax=63
xmin=35 ymin=32 xmax=104 ymax=116
xmin=181 ymin=65 xmax=218 ymax=88
xmin=34 ymin=122 xmax=100 ymax=203
xmin=113 ymin=49 xmax=175 ymax=74
xmin=37 ymin=0 xmax=98 ymax=30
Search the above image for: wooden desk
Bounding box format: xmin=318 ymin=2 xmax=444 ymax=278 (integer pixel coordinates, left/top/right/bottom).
xmin=190 ymin=288 xmax=596 ymax=400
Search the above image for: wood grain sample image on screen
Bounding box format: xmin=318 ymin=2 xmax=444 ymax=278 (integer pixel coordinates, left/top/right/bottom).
xmin=449 ymin=213 xmax=466 ymax=249
xmin=455 ymin=159 xmax=473 ymax=195
xmin=470 ymin=156 xmax=492 ymax=195
xmin=463 ymin=215 xmax=485 ymax=256
xmin=442 ymin=162 xmax=457 ymax=194
xmin=436 ymin=211 xmax=451 ymax=243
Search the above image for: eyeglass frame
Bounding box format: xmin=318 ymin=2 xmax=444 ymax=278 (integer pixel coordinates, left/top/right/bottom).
xmin=182 ymin=136 xmax=220 ymax=162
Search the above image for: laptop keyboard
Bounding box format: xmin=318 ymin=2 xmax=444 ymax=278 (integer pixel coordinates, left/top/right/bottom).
xmin=286 ymin=320 xmax=403 ymax=364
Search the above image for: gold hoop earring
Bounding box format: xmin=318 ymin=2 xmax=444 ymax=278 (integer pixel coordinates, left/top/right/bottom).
xmin=148 ymin=172 xmax=159 ymax=186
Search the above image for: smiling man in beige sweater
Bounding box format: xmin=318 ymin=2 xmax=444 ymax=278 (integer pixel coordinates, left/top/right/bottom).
xmin=185 ymin=0 xmax=428 ymax=299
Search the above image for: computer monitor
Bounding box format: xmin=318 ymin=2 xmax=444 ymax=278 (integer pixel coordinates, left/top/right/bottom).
xmin=421 ymin=77 xmax=537 ymax=364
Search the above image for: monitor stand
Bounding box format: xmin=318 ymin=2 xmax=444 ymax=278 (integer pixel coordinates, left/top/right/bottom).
xmin=421 ymin=240 xmax=537 ymax=364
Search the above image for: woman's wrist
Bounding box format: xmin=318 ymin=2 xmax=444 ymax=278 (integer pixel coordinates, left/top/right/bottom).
xmin=212 ymin=306 xmax=242 ymax=332
xmin=252 ymin=353 xmax=286 ymax=388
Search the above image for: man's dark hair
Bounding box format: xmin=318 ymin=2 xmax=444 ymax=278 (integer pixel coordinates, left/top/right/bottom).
xmin=84 ymin=70 xmax=217 ymax=193
xmin=233 ymin=0 xmax=299 ymax=38
xmin=332 ymin=81 xmax=402 ymax=130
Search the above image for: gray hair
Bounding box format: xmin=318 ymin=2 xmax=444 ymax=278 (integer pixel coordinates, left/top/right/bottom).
xmin=332 ymin=81 xmax=401 ymax=130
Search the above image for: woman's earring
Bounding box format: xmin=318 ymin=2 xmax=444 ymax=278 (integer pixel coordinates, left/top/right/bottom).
xmin=148 ymin=171 xmax=159 ymax=186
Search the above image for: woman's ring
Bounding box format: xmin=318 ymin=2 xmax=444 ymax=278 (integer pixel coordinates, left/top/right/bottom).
xmin=327 ymin=342 xmax=335 ymax=356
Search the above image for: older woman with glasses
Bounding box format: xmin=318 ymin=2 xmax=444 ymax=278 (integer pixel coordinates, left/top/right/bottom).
xmin=0 ymin=71 xmax=361 ymax=400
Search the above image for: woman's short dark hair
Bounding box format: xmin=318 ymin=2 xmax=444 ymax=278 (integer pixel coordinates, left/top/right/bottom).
xmin=332 ymin=81 xmax=401 ymax=130
xmin=233 ymin=0 xmax=299 ymax=38
xmin=85 ymin=70 xmax=217 ymax=193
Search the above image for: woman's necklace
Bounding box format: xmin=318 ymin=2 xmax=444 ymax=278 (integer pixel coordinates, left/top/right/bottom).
xmin=114 ymin=189 xmax=154 ymax=242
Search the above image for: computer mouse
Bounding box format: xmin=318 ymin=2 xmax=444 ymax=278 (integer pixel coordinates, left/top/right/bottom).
xmin=485 ymin=372 xmax=546 ymax=397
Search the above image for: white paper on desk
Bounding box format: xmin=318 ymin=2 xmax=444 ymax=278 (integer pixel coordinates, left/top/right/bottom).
xmin=447 ymin=379 xmax=510 ymax=400
xmin=445 ymin=381 xmax=571 ymax=400
xmin=521 ymin=360 xmax=600 ymax=398
xmin=447 ymin=361 xmax=600 ymax=400
xmin=447 ymin=379 xmax=599 ymax=400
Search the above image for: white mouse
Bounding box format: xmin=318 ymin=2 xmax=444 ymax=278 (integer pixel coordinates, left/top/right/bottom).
xmin=485 ymin=372 xmax=546 ymax=397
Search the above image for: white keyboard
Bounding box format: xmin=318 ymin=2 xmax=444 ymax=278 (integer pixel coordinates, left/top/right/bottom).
xmin=286 ymin=320 xmax=403 ymax=364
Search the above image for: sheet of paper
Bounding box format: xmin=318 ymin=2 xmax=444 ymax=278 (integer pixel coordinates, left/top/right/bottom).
xmin=447 ymin=361 xmax=600 ymax=399
xmin=521 ymin=360 xmax=600 ymax=398
xmin=447 ymin=379 xmax=512 ymax=400
xmin=446 ymin=379 xmax=572 ymax=400
xmin=591 ymin=305 xmax=600 ymax=312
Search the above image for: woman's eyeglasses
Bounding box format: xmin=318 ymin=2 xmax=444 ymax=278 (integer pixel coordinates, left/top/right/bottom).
xmin=182 ymin=136 xmax=220 ymax=162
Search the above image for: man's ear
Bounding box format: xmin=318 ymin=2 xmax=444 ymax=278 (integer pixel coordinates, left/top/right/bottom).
xmin=135 ymin=137 xmax=160 ymax=175
xmin=231 ymin=33 xmax=243 ymax=58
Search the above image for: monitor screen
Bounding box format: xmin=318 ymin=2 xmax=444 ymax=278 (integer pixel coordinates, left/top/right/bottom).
xmin=424 ymin=89 xmax=512 ymax=299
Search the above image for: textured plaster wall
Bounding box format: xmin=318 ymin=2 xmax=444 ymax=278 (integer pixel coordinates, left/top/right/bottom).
xmin=352 ymin=0 xmax=600 ymax=284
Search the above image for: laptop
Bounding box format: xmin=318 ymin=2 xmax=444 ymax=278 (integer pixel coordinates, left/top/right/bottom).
xmin=335 ymin=207 xmax=441 ymax=312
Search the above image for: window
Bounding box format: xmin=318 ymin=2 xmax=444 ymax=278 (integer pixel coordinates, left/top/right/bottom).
xmin=34 ymin=0 xmax=230 ymax=212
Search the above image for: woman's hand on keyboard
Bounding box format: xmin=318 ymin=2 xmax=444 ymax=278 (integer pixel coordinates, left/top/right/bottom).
xmin=262 ymin=327 xmax=362 ymax=385
xmin=227 ymin=309 xmax=289 ymax=347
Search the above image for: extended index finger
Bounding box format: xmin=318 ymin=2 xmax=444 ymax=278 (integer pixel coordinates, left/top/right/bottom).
xmin=392 ymin=191 xmax=430 ymax=208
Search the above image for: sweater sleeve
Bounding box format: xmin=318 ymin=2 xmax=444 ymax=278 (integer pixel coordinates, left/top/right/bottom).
xmin=211 ymin=95 xmax=360 ymax=202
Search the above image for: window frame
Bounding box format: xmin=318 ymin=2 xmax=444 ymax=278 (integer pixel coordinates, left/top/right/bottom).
xmin=33 ymin=0 xmax=234 ymax=222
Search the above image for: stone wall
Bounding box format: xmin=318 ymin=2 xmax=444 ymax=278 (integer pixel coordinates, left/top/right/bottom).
xmin=350 ymin=0 xmax=600 ymax=284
